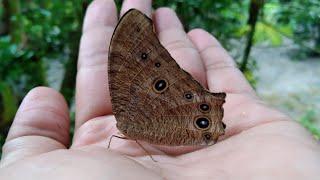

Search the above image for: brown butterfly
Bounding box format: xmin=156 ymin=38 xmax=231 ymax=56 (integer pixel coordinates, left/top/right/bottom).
xmin=108 ymin=9 xmax=226 ymax=146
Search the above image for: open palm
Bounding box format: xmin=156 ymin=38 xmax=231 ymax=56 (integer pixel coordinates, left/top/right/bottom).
xmin=1 ymin=0 xmax=319 ymax=179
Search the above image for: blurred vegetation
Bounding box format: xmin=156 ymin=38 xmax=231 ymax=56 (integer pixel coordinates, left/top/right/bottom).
xmin=0 ymin=0 xmax=319 ymax=152
xmin=300 ymin=109 xmax=320 ymax=140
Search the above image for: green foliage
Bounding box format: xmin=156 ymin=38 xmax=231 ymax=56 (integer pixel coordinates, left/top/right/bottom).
xmin=0 ymin=82 xmax=18 ymax=128
xmin=253 ymin=1 xmax=294 ymax=46
xmin=0 ymin=133 xmax=4 ymax=157
xmin=263 ymin=0 xmax=320 ymax=55
xmin=154 ymin=0 xmax=249 ymax=49
xmin=242 ymin=58 xmax=258 ymax=88
xmin=254 ymin=22 xmax=292 ymax=46
xmin=300 ymin=109 xmax=320 ymax=140
xmin=0 ymin=0 xmax=85 ymax=101
xmin=0 ymin=35 xmax=46 ymax=100
xmin=0 ymin=1 xmax=87 ymax=152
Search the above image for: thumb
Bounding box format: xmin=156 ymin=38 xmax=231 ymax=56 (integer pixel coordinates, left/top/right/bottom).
xmin=0 ymin=87 xmax=70 ymax=167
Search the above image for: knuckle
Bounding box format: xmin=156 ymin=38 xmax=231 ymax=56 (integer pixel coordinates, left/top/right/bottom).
xmin=156 ymin=7 xmax=175 ymax=15
xmin=188 ymin=28 xmax=206 ymax=36
xmin=206 ymin=59 xmax=236 ymax=71
xmin=164 ymin=39 xmax=195 ymax=53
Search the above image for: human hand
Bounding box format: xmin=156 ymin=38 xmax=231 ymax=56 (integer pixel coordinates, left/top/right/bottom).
xmin=1 ymin=0 xmax=319 ymax=179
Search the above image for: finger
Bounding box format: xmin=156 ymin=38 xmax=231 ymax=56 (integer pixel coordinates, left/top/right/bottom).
xmin=1 ymin=87 xmax=69 ymax=167
xmin=153 ymin=8 xmax=206 ymax=86
xmin=188 ymin=29 xmax=256 ymax=95
xmin=120 ymin=0 xmax=152 ymax=17
xmin=72 ymin=116 xmax=166 ymax=157
xmin=72 ymin=116 xmax=117 ymax=148
xmin=76 ymin=0 xmax=117 ymax=130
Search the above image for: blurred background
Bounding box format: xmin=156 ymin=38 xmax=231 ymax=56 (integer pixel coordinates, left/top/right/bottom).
xmin=0 ymin=0 xmax=319 ymax=153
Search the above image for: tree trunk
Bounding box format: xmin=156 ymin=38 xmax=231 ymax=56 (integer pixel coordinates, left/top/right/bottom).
xmin=3 ymin=0 xmax=25 ymax=44
xmin=0 ymin=0 xmax=10 ymax=35
xmin=10 ymin=0 xmax=24 ymax=44
xmin=240 ymin=0 xmax=264 ymax=72
xmin=314 ymin=23 xmax=320 ymax=55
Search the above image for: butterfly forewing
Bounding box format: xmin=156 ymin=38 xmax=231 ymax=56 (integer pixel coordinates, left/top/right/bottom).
xmin=108 ymin=9 xmax=226 ymax=146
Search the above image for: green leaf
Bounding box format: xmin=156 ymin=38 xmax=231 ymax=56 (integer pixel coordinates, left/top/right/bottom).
xmin=278 ymin=25 xmax=293 ymax=37
xmin=299 ymin=110 xmax=320 ymax=140
xmin=0 ymin=82 xmax=18 ymax=128
xmin=254 ymin=22 xmax=283 ymax=46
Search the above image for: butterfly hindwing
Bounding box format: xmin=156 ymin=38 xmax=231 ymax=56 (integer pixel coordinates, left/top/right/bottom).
xmin=108 ymin=9 xmax=226 ymax=146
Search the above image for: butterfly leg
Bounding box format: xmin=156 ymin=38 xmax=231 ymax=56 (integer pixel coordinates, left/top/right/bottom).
xmin=107 ymin=135 xmax=157 ymax=162
xmin=135 ymin=140 xmax=157 ymax=162
xmin=107 ymin=135 xmax=128 ymax=149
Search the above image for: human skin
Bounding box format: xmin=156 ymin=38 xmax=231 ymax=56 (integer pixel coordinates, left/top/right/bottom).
xmin=0 ymin=0 xmax=319 ymax=179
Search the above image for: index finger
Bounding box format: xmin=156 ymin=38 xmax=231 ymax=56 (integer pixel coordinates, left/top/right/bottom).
xmin=188 ymin=29 xmax=256 ymax=96
xmin=76 ymin=0 xmax=117 ymax=130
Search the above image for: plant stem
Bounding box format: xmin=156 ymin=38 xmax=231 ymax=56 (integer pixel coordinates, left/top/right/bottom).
xmin=240 ymin=0 xmax=264 ymax=72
